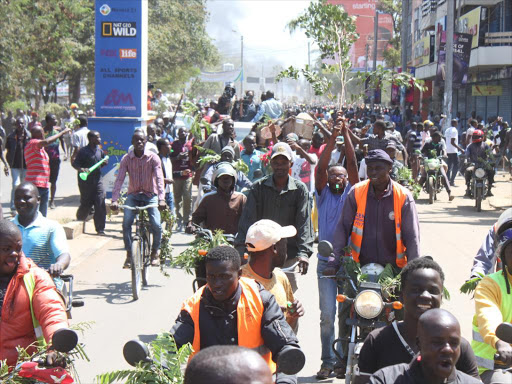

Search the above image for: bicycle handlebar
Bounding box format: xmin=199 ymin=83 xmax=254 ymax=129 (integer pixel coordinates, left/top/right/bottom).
xmin=120 ymin=204 xmax=159 ymax=211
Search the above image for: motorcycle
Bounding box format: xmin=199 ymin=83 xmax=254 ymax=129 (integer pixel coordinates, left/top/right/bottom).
xmin=318 ymin=241 xmax=402 ymax=384
xmin=466 ymin=163 xmax=488 ymax=212
xmin=422 ymin=156 xmax=444 ymax=204
xmin=0 ymin=328 xmax=79 ymax=384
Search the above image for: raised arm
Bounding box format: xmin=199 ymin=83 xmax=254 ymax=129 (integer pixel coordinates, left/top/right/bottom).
xmin=38 ymin=128 xmax=71 ymax=148
xmin=315 ymin=125 xmax=339 ymax=193
xmin=341 ymin=119 xmax=359 ymax=186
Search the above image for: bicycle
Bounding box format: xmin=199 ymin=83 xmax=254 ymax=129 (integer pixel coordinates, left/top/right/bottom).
xmin=121 ymin=204 xmax=158 ymax=300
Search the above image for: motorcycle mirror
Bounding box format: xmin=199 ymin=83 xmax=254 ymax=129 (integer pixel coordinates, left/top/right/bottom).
xmin=123 ymin=339 xmax=151 ymax=367
xmin=200 ymin=177 xmax=209 ymax=185
xmin=276 ymin=345 xmax=306 ymax=375
xmin=496 ymin=323 xmax=512 ymax=344
xmin=52 ymin=328 xmax=78 ymax=353
xmin=317 ymin=240 xmax=333 ymax=258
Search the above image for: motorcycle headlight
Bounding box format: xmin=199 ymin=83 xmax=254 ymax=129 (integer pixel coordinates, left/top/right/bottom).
xmin=354 ymin=290 xmax=384 ymax=319
xmin=475 ymin=168 xmax=486 ymax=178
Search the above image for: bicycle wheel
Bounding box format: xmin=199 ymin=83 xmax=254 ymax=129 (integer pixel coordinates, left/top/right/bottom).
xmin=142 ymin=230 xmax=151 ymax=286
xmin=131 ymin=237 xmax=143 ymax=300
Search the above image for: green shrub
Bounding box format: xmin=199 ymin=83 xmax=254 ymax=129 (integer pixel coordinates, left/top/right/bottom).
xmin=3 ymin=100 xmax=28 ymax=114
xmin=39 ymin=102 xmax=68 ymax=120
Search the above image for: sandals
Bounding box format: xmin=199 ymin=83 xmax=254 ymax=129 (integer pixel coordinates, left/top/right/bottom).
xmin=316 ymin=367 xmax=332 ymax=380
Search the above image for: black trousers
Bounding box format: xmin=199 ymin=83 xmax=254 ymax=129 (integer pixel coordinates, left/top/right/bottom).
xmin=77 ymin=180 xmax=106 ymax=232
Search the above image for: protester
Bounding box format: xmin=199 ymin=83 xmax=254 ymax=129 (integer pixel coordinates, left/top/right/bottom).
xmin=171 ymin=245 xmax=302 ymax=384
xmin=5 ymin=117 xmax=30 ymax=213
xmin=359 ymin=257 xmax=479 ymax=378
xmin=12 ymin=182 xmax=71 ymax=277
xmin=111 ymin=131 xmax=166 ymax=268
xmin=71 ymin=115 xmax=89 ymax=162
xmin=241 ymin=135 xmax=265 ymax=181
xmin=157 ymin=137 xmax=177 ymax=215
xmin=0 ymin=219 xmax=68 ymax=367
xmin=242 ymin=219 xmax=304 ymax=331
xmin=471 ymin=228 xmax=512 ymax=383
xmin=251 ymin=90 xmax=283 ymax=122
xmin=43 ymin=114 xmax=62 ymax=209
xmin=184 ymin=345 xmax=273 ymax=384
xmin=202 ymin=146 xmax=252 ymax=192
xmin=445 ymin=119 xmax=464 ymax=186
xmin=203 ymin=118 xmax=241 ymax=159
xmin=187 ymin=163 xmax=246 ymax=235
xmin=72 ymin=130 xmax=107 ymax=235
xmin=24 ymin=124 xmax=70 ymax=217
xmin=465 ymin=129 xmax=495 ymax=197
xmin=236 ymin=142 xmax=314 ymax=292
xmin=369 ymin=309 xmax=480 ymax=384
xmin=170 ymin=127 xmax=194 ymax=230
xmin=315 ymin=119 xmax=359 ymax=379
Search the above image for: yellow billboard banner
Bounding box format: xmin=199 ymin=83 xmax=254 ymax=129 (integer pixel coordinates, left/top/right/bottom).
xmin=472 ymin=85 xmax=503 ymax=96
xmin=458 ymin=7 xmax=481 ymax=49
xmin=413 ymin=35 xmax=431 ymax=67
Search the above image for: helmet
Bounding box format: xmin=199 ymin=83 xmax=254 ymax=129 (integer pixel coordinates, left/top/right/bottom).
xmin=496 ymin=209 xmax=512 ymax=237
xmin=495 ymin=228 xmax=512 ymax=262
xmin=212 ymin=162 xmax=237 ymax=188
xmin=472 ymin=129 xmax=484 ymax=143
xmin=423 ymin=120 xmax=433 ymax=126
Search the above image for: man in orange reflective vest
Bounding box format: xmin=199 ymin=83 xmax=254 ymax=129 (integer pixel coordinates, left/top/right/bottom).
xmin=171 ymin=246 xmax=304 ymax=384
xmin=329 ymin=149 xmax=420 ymax=272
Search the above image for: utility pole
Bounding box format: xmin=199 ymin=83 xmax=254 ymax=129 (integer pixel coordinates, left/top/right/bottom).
xmin=370 ymin=12 xmax=379 ymax=111
xmin=400 ymin=0 xmax=409 ymax=127
xmin=239 ymin=35 xmax=244 ymax=118
xmin=308 ymin=42 xmax=311 ymax=103
xmin=443 ymin=0 xmax=455 ymax=131
xmin=365 ymin=43 xmax=369 ymax=74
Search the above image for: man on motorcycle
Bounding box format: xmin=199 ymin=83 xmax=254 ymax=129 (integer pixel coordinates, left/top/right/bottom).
xmin=418 ymin=131 xmax=454 ymax=201
xmin=370 ymin=309 xmax=481 ymax=384
xmin=184 ymin=345 xmax=272 ymax=384
xmin=315 ymin=119 xmax=359 ymax=379
xmin=12 ymin=182 xmax=70 ymax=277
xmin=465 ymin=129 xmax=495 ymax=197
xmin=241 ymin=219 xmax=304 ymax=331
xmin=471 ymin=228 xmax=512 ymax=383
xmin=201 ymin=146 xmax=252 ymax=193
xmin=0 ymin=220 xmax=68 ymax=367
xmin=470 ymin=208 xmax=512 ymax=278
xmin=359 ymin=257 xmax=479 ymax=379
xmin=187 ymin=163 xmax=246 ymax=236
xmin=330 ymin=149 xmax=420 ymax=270
xmin=171 ymin=245 xmax=303 ymax=384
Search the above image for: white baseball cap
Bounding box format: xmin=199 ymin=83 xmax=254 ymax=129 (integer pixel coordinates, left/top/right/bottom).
xmin=245 ymin=219 xmax=297 ymax=252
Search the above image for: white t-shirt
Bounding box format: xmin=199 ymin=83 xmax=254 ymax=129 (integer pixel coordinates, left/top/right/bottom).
xmin=445 ymin=127 xmax=459 ymax=154
xmin=291 ymin=154 xmax=317 ymax=193
xmin=466 ymin=127 xmax=475 ymax=145
xmin=161 ymin=156 xmax=173 ymax=193
xmin=72 ymin=126 xmax=89 ymax=149
xmin=359 ymin=158 xmax=368 ymax=180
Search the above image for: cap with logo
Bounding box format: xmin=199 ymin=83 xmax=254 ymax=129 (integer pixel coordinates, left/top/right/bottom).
xmin=271 ymin=142 xmax=293 ymax=161
xmin=245 ymin=219 xmax=297 ymax=252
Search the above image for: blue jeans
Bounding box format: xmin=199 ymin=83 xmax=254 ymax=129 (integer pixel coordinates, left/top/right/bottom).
xmin=122 ymin=194 xmax=162 ymax=252
xmin=10 ymin=168 xmax=26 ymax=210
xmin=165 ymin=191 xmax=175 ymax=216
xmin=38 ymin=187 xmax=49 ymax=217
xmin=446 ymin=153 xmax=458 ymax=184
xmin=317 ymin=259 xmax=343 ymax=369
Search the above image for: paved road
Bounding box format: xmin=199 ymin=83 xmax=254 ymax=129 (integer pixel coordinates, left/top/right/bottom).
xmin=64 ymin=174 xmax=509 ymax=384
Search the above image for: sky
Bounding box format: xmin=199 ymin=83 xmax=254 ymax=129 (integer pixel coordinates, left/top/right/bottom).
xmin=206 ymin=0 xmax=314 ymax=78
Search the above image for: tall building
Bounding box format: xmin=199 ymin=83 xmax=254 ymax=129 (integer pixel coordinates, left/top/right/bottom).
xmin=410 ymin=0 xmax=512 ymax=127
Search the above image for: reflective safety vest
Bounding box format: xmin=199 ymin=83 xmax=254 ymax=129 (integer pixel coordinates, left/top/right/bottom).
xmin=349 ymin=179 xmax=408 ymax=268
xmin=23 ymin=271 xmax=46 ymax=347
xmin=471 ymin=271 xmax=512 ymax=374
xmin=181 ymin=277 xmax=277 ymax=373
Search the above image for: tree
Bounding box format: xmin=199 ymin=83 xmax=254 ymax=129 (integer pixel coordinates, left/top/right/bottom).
xmin=148 ymin=0 xmax=219 ymax=92
xmin=378 ymin=0 xmax=402 ymax=69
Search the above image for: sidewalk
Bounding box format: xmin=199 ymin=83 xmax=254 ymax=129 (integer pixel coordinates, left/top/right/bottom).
xmin=487 ymin=171 xmax=512 ymax=209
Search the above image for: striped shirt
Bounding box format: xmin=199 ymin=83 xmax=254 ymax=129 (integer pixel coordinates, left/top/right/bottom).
xmin=12 ymin=213 xmax=69 ymax=270
xmin=24 ymin=139 xmax=50 ymax=188
xmin=111 ymin=149 xmax=165 ymax=202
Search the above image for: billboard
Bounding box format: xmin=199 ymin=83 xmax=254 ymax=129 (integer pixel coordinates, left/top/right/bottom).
xmin=472 ymin=85 xmax=503 ymax=96
xmin=328 ymin=1 xmax=393 ymax=70
xmin=95 ymin=1 xmax=147 ymax=117
xmin=434 ymin=16 xmax=446 ymax=62
xmin=413 ymin=34 xmax=434 ymax=67
xmin=436 ymin=33 xmax=472 ymax=88
xmin=458 ymin=6 xmax=481 ymax=49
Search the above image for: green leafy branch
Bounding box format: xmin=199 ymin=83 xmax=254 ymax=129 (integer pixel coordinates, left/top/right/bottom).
xmin=460 ymin=273 xmax=484 ymax=295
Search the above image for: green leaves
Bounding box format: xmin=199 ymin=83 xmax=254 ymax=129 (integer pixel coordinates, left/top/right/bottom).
xmin=460 ymin=273 xmax=484 ymax=295
xmin=97 ymin=333 xmax=192 ymax=384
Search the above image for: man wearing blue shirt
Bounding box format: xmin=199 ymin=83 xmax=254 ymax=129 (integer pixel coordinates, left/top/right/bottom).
xmin=315 ymin=118 xmax=359 ymax=380
xmin=241 ymin=135 xmax=265 ymax=181
xmin=12 ymin=182 xmax=70 ymax=276
xmin=251 ymin=91 xmax=283 ymax=123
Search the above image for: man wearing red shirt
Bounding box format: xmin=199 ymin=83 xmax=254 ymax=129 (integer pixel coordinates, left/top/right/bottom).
xmin=24 ymin=124 xmax=70 ymax=216
xmin=308 ymin=132 xmax=326 ymax=157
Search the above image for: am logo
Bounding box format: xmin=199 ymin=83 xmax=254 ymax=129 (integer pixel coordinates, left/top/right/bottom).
xmin=104 ymin=89 xmax=134 ymax=106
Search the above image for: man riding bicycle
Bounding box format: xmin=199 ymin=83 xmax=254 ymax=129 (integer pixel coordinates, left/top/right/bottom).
xmin=111 ymin=130 xmax=166 ymax=268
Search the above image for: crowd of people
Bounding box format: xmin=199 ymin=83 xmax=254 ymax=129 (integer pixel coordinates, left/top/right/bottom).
xmin=0 ymin=90 xmax=511 ymax=384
